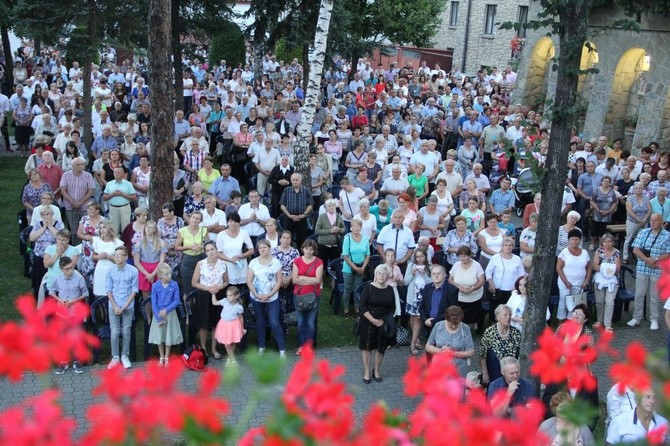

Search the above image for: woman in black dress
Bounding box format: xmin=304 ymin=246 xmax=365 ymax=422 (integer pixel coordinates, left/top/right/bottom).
xmin=359 ymin=264 xmax=397 ymax=384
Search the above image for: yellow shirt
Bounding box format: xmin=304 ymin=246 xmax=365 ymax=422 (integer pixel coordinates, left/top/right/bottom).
xmin=197 ymin=168 xmax=221 ymax=192
xmin=179 ymin=226 xmax=208 ymax=256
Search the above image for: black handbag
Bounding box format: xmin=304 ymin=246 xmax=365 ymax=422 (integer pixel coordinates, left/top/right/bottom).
xmin=380 ymin=314 xmax=397 ymax=340
xmin=295 ymin=261 xmax=319 ymax=311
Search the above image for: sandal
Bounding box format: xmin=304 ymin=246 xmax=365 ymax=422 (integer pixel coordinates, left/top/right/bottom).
xmin=164 ymin=357 xmax=169 ymax=367
xmin=605 ymin=327 xmax=614 ymax=332
xmin=592 ymin=322 xmax=602 ymax=329
xmin=211 ymin=351 xmax=222 ymax=360
xmin=158 ymin=357 xmax=165 ymax=367
xmin=295 ymin=347 xmax=302 ymax=356
xmin=411 ymin=347 xmax=419 ymax=356
xmin=414 ymin=342 xmax=424 ymax=350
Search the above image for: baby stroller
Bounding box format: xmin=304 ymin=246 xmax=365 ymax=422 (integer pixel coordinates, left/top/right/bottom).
xmin=513 ymin=167 xmax=539 ymax=217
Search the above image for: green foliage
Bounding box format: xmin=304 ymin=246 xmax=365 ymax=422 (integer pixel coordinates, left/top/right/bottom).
xmin=11 ymin=0 xmax=148 ymax=59
xmin=275 ymin=38 xmax=303 ymax=65
xmin=208 ymin=21 xmax=245 ymax=67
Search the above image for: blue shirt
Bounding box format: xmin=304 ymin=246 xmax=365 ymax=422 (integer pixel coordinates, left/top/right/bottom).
xmin=577 ymin=172 xmax=603 ymax=199
xmin=150 ymin=279 xmax=181 ymax=322
xmin=489 ymin=189 xmax=515 ymax=213
xmin=90 ymin=135 xmax=118 ymax=158
xmin=174 ymin=119 xmax=191 ymax=141
xmin=487 ymin=377 xmax=535 ymax=412
xmin=430 ymin=282 xmax=446 ymax=318
xmin=631 ymin=228 xmax=670 ymax=278
xmin=106 ymin=263 xmax=139 ymax=307
xmin=209 ymin=175 xmax=241 ymax=203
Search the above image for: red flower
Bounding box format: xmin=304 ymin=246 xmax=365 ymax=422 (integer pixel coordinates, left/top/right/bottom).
xmin=82 ymin=359 xmax=229 ymax=444
xmin=658 ymin=258 xmax=670 ymax=301
xmin=610 ymin=342 xmax=651 ymax=393
xmin=648 ymin=424 xmax=668 ymax=445
xmin=0 ymin=389 xmax=76 ymax=446
xmin=0 ymin=295 xmax=99 ymax=380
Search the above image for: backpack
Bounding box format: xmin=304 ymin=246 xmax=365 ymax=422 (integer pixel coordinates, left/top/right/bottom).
xmin=181 ymin=344 xmax=208 ymax=371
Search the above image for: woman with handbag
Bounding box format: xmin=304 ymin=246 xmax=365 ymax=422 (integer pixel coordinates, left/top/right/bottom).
xmin=592 ymin=233 xmax=621 ymax=331
xmin=292 ymin=239 xmax=324 ymax=356
xmin=342 ymin=219 xmax=370 ymax=316
xmin=425 ymin=305 xmax=475 ymax=377
xmin=556 ymin=229 xmax=593 ymax=323
xmin=359 ymin=264 xmax=397 ymax=384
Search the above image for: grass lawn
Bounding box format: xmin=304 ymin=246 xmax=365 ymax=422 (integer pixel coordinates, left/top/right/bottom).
xmin=0 ymin=157 xmax=32 ymax=319
xmin=0 ymin=154 xmax=356 ymax=350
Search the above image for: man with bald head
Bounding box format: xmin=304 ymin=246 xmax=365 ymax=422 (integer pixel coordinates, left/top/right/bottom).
xmin=103 ymin=166 xmax=137 ymax=235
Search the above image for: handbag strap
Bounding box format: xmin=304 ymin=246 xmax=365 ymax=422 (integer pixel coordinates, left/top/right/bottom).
xmin=297 ymin=259 xmax=319 ymax=294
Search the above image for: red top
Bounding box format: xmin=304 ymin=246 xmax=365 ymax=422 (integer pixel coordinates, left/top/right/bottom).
xmin=293 ymin=256 xmax=324 ymax=296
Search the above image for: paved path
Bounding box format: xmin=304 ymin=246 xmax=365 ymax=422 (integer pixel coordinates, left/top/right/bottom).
xmin=0 ymin=314 xmax=664 ymax=439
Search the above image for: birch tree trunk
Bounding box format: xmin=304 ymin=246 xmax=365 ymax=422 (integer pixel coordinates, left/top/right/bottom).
xmin=293 ymin=0 xmax=334 ymax=183
xmin=148 ymin=0 xmax=175 ymax=220
xmin=171 ymin=0 xmax=183 ymax=113
xmin=519 ymin=0 xmax=591 ymax=394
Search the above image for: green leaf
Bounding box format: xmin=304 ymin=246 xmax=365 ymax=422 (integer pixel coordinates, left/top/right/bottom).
xmin=246 ymin=351 xmax=285 ymax=385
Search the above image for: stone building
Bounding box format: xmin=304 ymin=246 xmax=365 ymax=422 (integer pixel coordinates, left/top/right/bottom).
xmin=513 ymin=6 xmax=670 ymax=151
xmin=433 ymin=0 xmax=530 ymax=74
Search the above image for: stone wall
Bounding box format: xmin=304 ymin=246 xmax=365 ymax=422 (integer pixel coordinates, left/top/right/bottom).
xmin=433 ymin=0 xmax=529 ymax=74
xmin=512 ymin=6 xmax=670 ymax=152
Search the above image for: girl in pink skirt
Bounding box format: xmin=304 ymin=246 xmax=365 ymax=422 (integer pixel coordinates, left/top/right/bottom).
xmin=212 ymin=286 xmax=246 ymax=366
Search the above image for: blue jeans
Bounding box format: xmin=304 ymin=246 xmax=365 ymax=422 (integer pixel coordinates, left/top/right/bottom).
xmin=294 ymin=295 xmax=318 ymax=347
xmin=109 ymin=302 xmax=134 ymax=358
xmin=343 ymin=272 xmax=365 ymax=312
xmin=251 ymin=298 xmax=285 ymax=350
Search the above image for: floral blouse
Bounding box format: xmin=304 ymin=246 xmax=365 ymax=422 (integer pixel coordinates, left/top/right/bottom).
xmin=272 ymin=246 xmax=300 ymax=277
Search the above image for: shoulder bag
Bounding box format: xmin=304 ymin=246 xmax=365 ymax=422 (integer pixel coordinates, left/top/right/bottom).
xmin=295 ymin=260 xmax=319 ymax=311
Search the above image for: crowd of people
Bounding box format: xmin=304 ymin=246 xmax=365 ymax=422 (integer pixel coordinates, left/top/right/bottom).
xmin=5 ymin=44 xmax=670 ymax=442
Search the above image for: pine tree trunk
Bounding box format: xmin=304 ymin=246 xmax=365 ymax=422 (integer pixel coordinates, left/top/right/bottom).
xmin=519 ymin=0 xmax=591 ymax=394
xmin=82 ymin=60 xmax=92 ymax=149
xmin=148 ymin=0 xmax=175 ymax=220
xmin=293 ymin=0 xmax=334 ymax=183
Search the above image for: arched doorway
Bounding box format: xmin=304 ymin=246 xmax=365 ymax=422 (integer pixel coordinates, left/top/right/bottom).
xmin=522 ymin=37 xmax=555 ymax=109
xmin=576 ymin=42 xmax=599 ymax=134
xmin=604 ymin=47 xmax=648 ymax=141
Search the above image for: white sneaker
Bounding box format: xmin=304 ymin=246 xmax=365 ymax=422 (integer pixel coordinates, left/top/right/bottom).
xmin=627 ymin=319 xmax=640 ymax=327
xmin=54 ymin=363 xmax=69 ymax=375
xmin=108 ymin=357 xmax=120 ymax=369
xmin=72 ymin=361 xmax=84 ymax=374
xmin=258 ymin=348 xmax=265 ymax=355
xmin=651 ymin=321 xmax=659 ymax=330
xmin=279 ymin=350 xmax=286 ymax=359
xmin=121 ymin=356 xmax=132 ymax=369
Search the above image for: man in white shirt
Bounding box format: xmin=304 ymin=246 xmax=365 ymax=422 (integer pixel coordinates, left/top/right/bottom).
xmin=505 ymin=115 xmax=524 ymax=144
xmin=253 ymin=139 xmax=281 ymax=196
xmin=607 ymin=389 xmax=668 ymax=445
xmin=238 ymin=190 xmax=271 ymax=245
xmin=200 ymin=195 xmax=227 ymax=242
xmin=380 ymin=166 xmax=410 ymax=208
xmin=596 ymin=157 xmax=621 ymax=182
xmin=376 ymin=211 xmax=416 ymax=272
xmin=435 ymin=159 xmax=463 ymax=200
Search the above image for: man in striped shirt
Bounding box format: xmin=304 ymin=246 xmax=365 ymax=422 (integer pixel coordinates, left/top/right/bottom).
xmin=280 ymin=173 xmax=313 ymax=246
